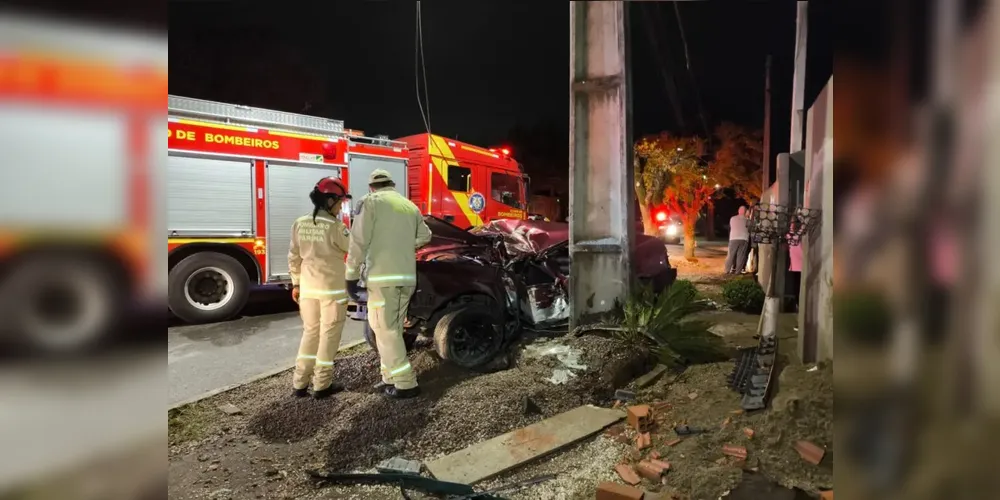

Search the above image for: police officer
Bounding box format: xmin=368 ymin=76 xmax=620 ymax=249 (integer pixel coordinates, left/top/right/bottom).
xmin=345 ymin=169 xmax=432 ymax=399
xmin=288 ymin=177 xmax=352 ymax=399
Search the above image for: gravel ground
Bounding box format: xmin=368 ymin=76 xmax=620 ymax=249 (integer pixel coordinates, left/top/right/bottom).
xmin=168 ymin=335 xmax=650 ymax=500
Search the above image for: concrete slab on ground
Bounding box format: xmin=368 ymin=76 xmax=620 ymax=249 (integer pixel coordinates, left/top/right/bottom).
xmin=425 ymin=404 xmax=624 ymax=485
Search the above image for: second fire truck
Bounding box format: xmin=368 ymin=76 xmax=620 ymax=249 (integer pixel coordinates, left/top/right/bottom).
xmin=167 ymin=96 xmax=527 ymax=324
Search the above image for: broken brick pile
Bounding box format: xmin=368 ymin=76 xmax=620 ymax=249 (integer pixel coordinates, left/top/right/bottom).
xmin=600 ymin=401 xmax=833 ymax=499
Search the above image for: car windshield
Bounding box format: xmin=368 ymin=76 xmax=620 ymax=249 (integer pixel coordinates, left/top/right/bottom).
xmin=490 ymin=173 xmax=524 ymax=209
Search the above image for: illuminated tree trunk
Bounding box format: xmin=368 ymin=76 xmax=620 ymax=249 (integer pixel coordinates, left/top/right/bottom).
xmin=638 ymin=204 xmax=657 ymax=235
xmin=683 ymin=212 xmax=698 ymax=261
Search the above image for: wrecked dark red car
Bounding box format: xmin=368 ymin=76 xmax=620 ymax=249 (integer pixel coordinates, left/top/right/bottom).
xmin=351 ymin=217 xmax=677 ymax=368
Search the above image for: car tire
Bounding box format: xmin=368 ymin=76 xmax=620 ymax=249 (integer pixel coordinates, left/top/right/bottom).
xmin=433 ymin=304 xmax=503 ymax=369
xmin=362 ymin=319 xmax=417 ymax=354
xmin=168 ymin=252 xmax=250 ymax=324
xmin=2 ymin=255 xmax=123 ymax=354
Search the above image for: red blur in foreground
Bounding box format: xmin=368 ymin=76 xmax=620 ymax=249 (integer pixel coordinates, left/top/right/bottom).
xmin=0 ymin=9 xmax=165 ymax=500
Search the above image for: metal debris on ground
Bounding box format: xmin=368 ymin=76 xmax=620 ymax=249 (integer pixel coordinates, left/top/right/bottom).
xmin=614 ymin=388 xmax=637 ymax=402
xmin=376 ymin=456 xmax=423 ymax=476
xmin=304 ymin=470 xmax=477 ymax=497
xmin=673 ymin=425 xmax=705 ymax=436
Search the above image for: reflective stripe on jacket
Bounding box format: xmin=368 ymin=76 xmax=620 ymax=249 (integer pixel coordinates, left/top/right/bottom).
xmin=288 ymin=213 xmax=351 ymax=300
xmin=345 ymin=188 xmax=433 ymax=287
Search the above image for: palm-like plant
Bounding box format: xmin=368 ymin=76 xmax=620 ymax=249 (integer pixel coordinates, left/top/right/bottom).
xmin=618 ymin=283 xmax=728 ymax=367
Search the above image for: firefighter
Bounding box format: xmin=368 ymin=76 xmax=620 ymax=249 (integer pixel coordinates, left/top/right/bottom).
xmin=345 ymin=169 xmax=432 ymax=399
xmin=287 ymin=176 xmax=353 ymax=399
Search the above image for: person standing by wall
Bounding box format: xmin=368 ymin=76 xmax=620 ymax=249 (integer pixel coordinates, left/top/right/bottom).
xmin=287 ymin=177 xmax=353 ymax=399
xmin=725 ymin=206 xmax=751 ymax=274
xmin=345 ymin=169 xmax=433 ymax=399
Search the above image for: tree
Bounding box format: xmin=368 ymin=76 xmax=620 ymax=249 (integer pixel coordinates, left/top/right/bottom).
xmin=635 ymin=134 xmax=720 ymax=260
xmin=712 ymin=123 xmax=764 ymax=206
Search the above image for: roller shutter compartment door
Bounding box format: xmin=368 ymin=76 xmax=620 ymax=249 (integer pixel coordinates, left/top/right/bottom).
xmin=266 ymin=162 xmax=342 ymax=279
xmin=347 ymin=155 xmax=408 ymax=210
xmin=167 ymin=155 xmax=253 ymax=235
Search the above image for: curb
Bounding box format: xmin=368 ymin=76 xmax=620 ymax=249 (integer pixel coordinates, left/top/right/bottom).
xmin=168 ymin=338 xmax=368 ymax=411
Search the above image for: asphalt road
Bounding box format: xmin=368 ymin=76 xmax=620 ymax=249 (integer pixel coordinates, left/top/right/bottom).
xmin=666 ymin=240 xmax=730 ymax=258
xmin=168 ymin=287 xmax=365 ymax=406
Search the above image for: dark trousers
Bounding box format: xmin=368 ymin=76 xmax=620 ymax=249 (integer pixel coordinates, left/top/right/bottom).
xmin=725 ymin=239 xmax=750 ymax=274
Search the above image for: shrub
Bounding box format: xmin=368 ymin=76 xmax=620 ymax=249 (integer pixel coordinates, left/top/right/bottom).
xmin=722 ymin=278 xmax=765 ymax=313
xmin=617 ymin=282 xmax=728 ymax=367
xmin=670 ymin=279 xmax=699 ymax=302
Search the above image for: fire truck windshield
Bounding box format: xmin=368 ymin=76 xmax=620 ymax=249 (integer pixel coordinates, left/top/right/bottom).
xmin=490 ymin=172 xmax=524 ymax=209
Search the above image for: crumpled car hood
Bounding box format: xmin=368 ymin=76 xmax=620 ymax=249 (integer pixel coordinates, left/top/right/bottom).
xmin=470 ymin=219 xmax=569 ymax=257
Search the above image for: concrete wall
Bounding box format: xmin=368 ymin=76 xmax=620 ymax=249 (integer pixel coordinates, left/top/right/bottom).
xmin=798 ymin=77 xmax=834 ymax=362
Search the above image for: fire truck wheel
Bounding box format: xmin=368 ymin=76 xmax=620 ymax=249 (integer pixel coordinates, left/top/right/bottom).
xmin=3 ymin=256 xmax=122 ymax=354
xmin=169 ymin=252 xmax=250 ymax=324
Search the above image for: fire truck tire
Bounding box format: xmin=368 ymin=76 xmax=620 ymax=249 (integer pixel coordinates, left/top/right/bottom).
xmin=3 ymin=256 xmax=123 ymax=354
xmin=169 ymin=252 xmax=250 ymax=324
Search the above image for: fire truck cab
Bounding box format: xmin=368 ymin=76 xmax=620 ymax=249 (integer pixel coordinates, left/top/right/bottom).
xmin=398 ymin=133 xmax=527 ymax=228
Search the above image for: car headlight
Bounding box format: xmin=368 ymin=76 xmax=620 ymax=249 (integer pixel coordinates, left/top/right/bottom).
xmin=665 ymin=224 xmax=678 ymax=236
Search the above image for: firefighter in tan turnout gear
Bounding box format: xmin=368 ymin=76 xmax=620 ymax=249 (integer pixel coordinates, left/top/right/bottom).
xmin=287 ymin=177 xmax=353 ymax=399
xmin=345 ymin=169 xmax=433 ymax=399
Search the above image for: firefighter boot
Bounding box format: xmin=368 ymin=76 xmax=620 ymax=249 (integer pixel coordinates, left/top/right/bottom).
xmin=383 ymin=385 xmax=421 ymax=399
xmin=293 ymin=388 xmax=309 ymax=398
xmin=312 ymin=383 xmax=345 ymax=400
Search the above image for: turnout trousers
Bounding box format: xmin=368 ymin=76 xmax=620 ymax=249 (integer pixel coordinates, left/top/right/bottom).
xmin=292 ymin=297 xmax=347 ymax=391
xmin=367 ymin=286 xmax=418 ymax=390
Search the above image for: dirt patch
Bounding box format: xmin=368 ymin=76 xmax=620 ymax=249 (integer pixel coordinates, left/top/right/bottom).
xmin=168 ymin=336 xmax=651 ymax=500
xmin=606 ymin=359 xmax=834 ymax=499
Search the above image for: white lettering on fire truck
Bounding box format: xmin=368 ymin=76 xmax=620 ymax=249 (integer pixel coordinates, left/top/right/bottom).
xmin=205 ymin=133 xmax=280 ymax=150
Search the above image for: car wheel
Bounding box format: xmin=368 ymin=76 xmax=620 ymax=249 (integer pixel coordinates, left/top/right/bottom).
xmin=3 ymin=256 xmax=123 ymax=353
xmin=433 ymin=304 xmax=503 ymax=368
xmin=168 ymin=252 xmax=250 ymax=324
xmin=362 ymin=319 xmax=417 ymax=354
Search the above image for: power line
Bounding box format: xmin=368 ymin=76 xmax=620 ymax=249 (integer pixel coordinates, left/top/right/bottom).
xmin=638 ymin=2 xmax=687 ymax=133
xmin=414 ymin=1 xmax=431 ymax=134
xmin=670 ymin=2 xmax=711 ymax=142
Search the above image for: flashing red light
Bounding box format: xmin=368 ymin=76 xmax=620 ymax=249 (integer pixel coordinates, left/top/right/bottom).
xmin=655 ymin=211 xmax=667 ymax=222
xmin=501 ymin=147 xmax=510 ymax=156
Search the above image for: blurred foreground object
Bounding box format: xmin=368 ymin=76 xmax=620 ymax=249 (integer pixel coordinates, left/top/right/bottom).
xmin=834 ymin=0 xmax=1000 ymax=498
xmin=0 ymin=10 xmax=166 ymax=354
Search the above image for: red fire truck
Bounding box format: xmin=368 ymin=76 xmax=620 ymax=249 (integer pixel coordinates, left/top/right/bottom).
xmin=0 ymin=15 xmax=166 ymax=353
xmin=167 ymin=97 xmax=527 ymax=324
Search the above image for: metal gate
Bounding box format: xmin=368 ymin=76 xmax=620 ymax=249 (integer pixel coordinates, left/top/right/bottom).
xmin=265 ymin=161 xmax=342 ymax=280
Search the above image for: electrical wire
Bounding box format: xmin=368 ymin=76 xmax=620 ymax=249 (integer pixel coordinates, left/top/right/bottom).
xmin=418 ymin=3 xmax=432 ymax=132
xmin=414 ymin=2 xmax=432 ymax=134
xmin=638 ymin=2 xmax=687 ymax=132
xmin=670 ymin=2 xmax=711 ymax=142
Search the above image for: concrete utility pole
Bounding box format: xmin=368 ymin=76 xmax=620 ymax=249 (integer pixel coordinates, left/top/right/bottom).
xmin=790 ymin=1 xmax=808 ymax=152
xmin=568 ymin=1 xmax=634 ymax=328
xmin=762 ymin=55 xmax=772 ymax=192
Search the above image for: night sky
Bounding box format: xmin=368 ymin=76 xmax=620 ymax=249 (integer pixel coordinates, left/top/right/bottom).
xmin=168 ymin=1 xmax=831 ymax=180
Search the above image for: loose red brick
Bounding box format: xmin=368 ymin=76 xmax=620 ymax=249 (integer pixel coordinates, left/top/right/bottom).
xmin=730 ymin=409 xmax=744 ymax=415
xmin=649 ymin=458 xmax=671 ymax=472
xmin=743 ymin=427 xmax=755 ymax=439
xmin=665 ymin=438 xmax=682 ymax=447
xmin=636 ymin=460 xmax=662 ymax=481
xmin=648 ymin=450 xmax=661 ymax=459
xmin=614 ymin=464 xmax=641 ymax=486
xmin=722 ymin=445 xmax=748 ymax=460
xmin=596 ymin=481 xmax=645 ymax=500
xmin=819 ymin=490 xmax=833 ymax=500
xmin=626 ymin=405 xmax=653 ymax=431
xmin=794 ymin=440 xmax=825 ymax=465
xmin=720 ymin=417 xmax=732 ymax=428
xmin=635 ymin=432 xmax=652 ymax=450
